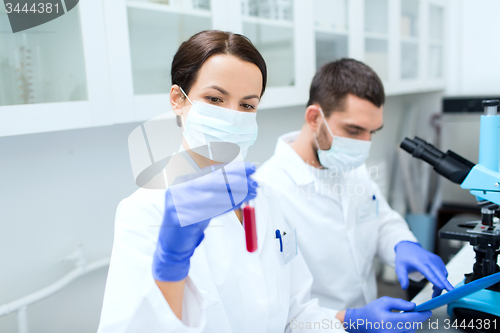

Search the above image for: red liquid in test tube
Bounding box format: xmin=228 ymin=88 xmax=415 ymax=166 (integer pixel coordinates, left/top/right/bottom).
xmin=243 ymin=202 xmax=257 ymax=252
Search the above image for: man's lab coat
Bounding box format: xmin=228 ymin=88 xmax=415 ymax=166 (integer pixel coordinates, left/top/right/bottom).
xmin=98 ymin=182 xmax=345 ymax=332
xmin=254 ymin=131 xmax=417 ymax=311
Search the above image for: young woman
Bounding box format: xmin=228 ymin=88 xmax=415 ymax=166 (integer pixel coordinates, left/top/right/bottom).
xmin=97 ymin=30 xmax=345 ymax=333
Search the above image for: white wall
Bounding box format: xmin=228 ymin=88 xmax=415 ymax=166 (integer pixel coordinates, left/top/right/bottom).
xmin=445 ymin=0 xmax=500 ymax=96
xmin=0 ymin=123 xmax=140 ymax=332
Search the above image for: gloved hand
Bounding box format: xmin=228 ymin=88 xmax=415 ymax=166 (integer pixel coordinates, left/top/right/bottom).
xmin=153 ymin=161 xmax=258 ymax=281
xmin=344 ymin=296 xmax=432 ymax=333
xmin=395 ymin=241 xmax=454 ymax=298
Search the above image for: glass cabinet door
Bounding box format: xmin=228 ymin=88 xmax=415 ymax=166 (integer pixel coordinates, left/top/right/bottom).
xmin=126 ymin=0 xmax=213 ymax=95
xmin=364 ymin=0 xmax=388 ymax=80
xmin=428 ymin=4 xmax=443 ymax=79
xmin=0 ymin=6 xmax=87 ymax=106
xmin=241 ymin=0 xmax=295 ymax=87
xmin=400 ymin=0 xmax=419 ymax=79
xmin=313 ymin=0 xmax=348 ymax=68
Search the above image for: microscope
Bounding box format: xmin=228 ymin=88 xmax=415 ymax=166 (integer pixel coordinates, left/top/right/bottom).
xmin=400 ymin=100 xmax=500 ymax=330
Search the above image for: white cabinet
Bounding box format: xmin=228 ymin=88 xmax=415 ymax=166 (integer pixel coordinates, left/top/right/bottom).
xmin=313 ymin=0 xmax=349 ymax=68
xmin=428 ymin=3 xmax=444 ymax=79
xmin=364 ymin=0 xmax=389 ymax=80
xmin=242 ymin=1 xmax=295 ymax=87
xmin=312 ymin=0 xmax=447 ymax=96
xmin=0 ymin=0 xmax=447 ymax=137
xmin=0 ymin=0 xmax=112 ymax=137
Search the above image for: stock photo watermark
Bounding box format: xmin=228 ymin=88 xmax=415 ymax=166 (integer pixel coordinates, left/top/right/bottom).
xmin=3 ymin=0 xmax=79 ymax=33
xmin=289 ymin=318 xmax=498 ymax=330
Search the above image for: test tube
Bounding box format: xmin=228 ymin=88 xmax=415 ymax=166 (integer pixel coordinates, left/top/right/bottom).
xmin=243 ymin=201 xmax=257 ymax=252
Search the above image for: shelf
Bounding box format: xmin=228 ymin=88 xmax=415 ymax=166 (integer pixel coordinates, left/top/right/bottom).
xmin=429 ymin=39 xmax=443 ymax=46
xmin=384 ymin=79 xmax=445 ymax=96
xmin=242 ymin=15 xmax=293 ymax=28
xmin=126 ymin=1 xmax=211 ymax=18
xmin=401 ymin=36 xmax=419 ymax=44
xmin=314 ymin=26 xmax=348 ymax=36
xmin=364 ymin=32 xmax=388 ymax=40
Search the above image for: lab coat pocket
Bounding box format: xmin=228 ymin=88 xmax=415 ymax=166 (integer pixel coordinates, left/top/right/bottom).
xmin=277 ymin=258 xmax=291 ymax=311
xmin=357 ymin=198 xmax=378 ymax=225
xmin=356 ymin=200 xmax=379 ymax=265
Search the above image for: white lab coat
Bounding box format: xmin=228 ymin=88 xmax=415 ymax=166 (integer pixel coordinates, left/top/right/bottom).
xmin=254 ymin=131 xmax=417 ymax=311
xmin=98 ymin=160 xmax=345 ymax=332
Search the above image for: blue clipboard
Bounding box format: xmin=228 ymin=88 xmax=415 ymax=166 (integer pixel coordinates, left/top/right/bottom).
xmin=409 ymin=272 xmax=500 ymax=312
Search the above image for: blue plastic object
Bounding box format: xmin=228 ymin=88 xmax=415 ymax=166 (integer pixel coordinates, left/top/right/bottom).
xmin=409 ymin=272 xmax=500 ymax=312
xmin=478 ymin=114 xmax=499 ymax=172
xmin=447 ymin=280 xmax=500 ymax=318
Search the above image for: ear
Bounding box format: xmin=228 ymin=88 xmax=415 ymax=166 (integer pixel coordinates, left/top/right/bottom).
xmin=170 ymin=85 xmax=185 ymax=116
xmin=305 ymin=105 xmax=322 ymax=132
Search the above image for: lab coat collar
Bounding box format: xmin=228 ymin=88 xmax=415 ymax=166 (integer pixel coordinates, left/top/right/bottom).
xmin=273 ymin=131 xmax=317 ymax=186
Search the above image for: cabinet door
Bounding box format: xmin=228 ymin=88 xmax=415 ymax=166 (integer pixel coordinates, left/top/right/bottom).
xmin=364 ymin=0 xmax=389 ymax=80
xmin=400 ymin=0 xmax=420 ymax=79
xmin=105 ymin=0 xmax=213 ymax=122
xmin=313 ymin=0 xmax=348 ymax=69
xmin=239 ymin=0 xmax=314 ymax=109
xmin=0 ymin=0 xmax=112 ymax=137
xmin=428 ymin=3 xmax=443 ymax=79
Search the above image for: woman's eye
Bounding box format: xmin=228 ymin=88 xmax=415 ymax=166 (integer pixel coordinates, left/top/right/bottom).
xmin=206 ymin=96 xmax=223 ymax=103
xmin=241 ymin=103 xmax=255 ymax=110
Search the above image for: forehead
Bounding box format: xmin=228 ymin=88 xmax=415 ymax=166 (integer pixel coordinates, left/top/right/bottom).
xmin=193 ymin=54 xmax=263 ymax=96
xmin=330 ymin=94 xmax=383 ymax=127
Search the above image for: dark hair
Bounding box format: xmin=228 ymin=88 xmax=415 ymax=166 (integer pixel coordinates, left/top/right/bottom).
xmin=307 ymin=58 xmax=385 ymax=117
xmin=171 ymin=30 xmax=267 ymax=97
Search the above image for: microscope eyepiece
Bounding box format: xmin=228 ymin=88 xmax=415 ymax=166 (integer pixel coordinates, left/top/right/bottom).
xmin=400 ymin=137 xmax=474 ymax=184
xmin=482 ymin=100 xmax=499 ymax=107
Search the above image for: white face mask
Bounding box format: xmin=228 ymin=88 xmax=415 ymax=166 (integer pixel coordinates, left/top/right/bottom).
xmin=179 ymin=87 xmax=258 ymax=159
xmin=313 ymin=108 xmax=371 ymax=170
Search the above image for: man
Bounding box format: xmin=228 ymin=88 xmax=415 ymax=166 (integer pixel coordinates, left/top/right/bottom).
xmin=255 ymin=59 xmax=453 ymax=332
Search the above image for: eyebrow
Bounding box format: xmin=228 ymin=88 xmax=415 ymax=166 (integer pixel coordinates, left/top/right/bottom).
xmin=206 ymin=85 xmax=229 ymax=95
xmin=344 ymin=124 xmax=384 ymax=133
xmin=205 ymin=85 xmax=260 ymax=100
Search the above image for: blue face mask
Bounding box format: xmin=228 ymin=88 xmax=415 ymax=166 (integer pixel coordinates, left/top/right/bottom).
xmin=179 ymin=87 xmax=258 ymax=159
xmin=313 ymin=108 xmax=371 ymax=170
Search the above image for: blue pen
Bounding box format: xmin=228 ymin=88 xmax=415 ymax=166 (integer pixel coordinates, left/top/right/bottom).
xmin=275 ymin=229 xmax=283 ymax=252
xmin=373 ymin=195 xmax=379 ymax=216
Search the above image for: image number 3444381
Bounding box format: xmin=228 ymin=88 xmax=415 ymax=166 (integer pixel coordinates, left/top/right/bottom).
xmin=4 ymin=0 xmax=80 ymax=33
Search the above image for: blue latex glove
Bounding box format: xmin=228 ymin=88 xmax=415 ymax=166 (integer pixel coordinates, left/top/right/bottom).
xmin=395 ymin=241 xmax=454 ymax=298
xmin=153 ymin=161 xmax=258 ymax=281
xmin=344 ymin=297 xmax=432 ymax=333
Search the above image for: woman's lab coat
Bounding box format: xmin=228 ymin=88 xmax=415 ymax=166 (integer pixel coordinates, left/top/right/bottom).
xmin=97 ymin=183 xmax=345 ymax=332
xmin=254 ymin=131 xmax=417 ymax=311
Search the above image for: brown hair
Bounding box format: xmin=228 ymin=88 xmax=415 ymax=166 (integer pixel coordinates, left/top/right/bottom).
xmin=171 ymin=30 xmax=267 ymax=97
xmin=307 ymin=58 xmax=385 ymax=117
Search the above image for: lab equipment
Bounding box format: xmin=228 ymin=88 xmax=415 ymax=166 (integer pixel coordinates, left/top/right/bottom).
xmin=153 ymin=162 xmax=258 ymax=281
xmin=411 ymin=272 xmax=500 ymax=312
xmin=400 ymin=99 xmax=500 ymax=328
xmin=344 ymin=296 xmax=432 ymax=333
xmin=394 ymin=240 xmax=454 ymax=297
xmin=243 ymin=201 xmax=258 ymax=252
